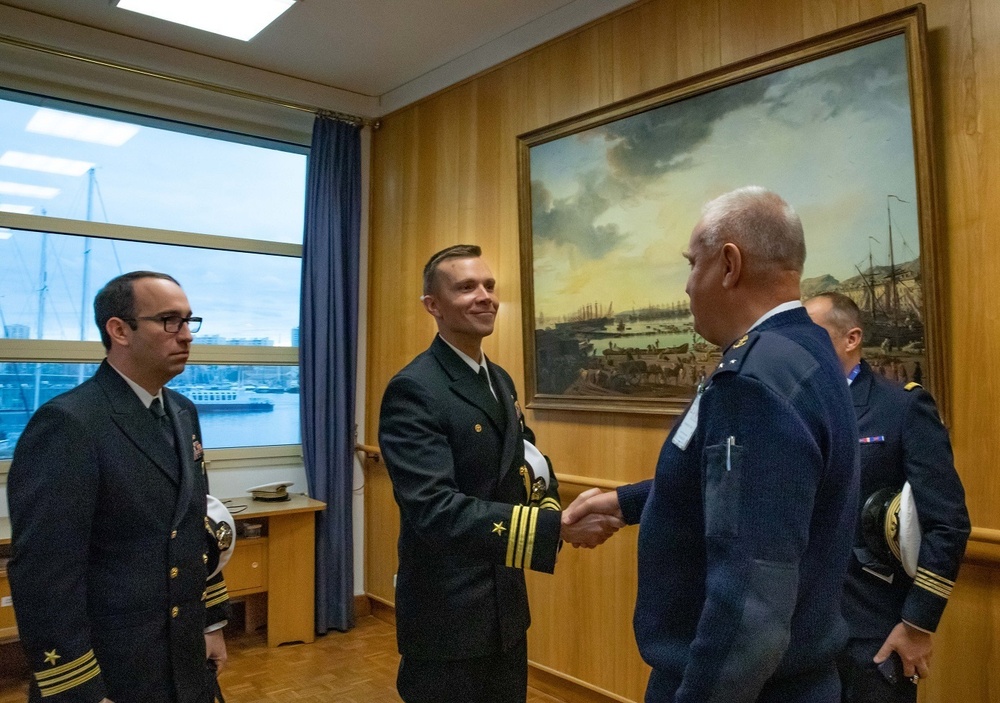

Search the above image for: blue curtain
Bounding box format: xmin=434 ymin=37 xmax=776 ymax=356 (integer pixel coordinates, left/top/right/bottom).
xmin=300 ymin=115 xmax=361 ymax=633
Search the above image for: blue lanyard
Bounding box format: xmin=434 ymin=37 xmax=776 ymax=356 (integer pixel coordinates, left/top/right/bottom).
xmin=847 ymin=363 xmax=861 ymax=384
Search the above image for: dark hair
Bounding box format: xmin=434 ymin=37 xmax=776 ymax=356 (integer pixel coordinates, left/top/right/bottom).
xmin=810 ymin=291 xmax=863 ymax=335
xmin=422 ymin=244 xmax=482 ymax=295
xmin=94 ymin=271 xmax=180 ymax=350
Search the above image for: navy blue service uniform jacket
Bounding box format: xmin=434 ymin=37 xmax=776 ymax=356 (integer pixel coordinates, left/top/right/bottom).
xmin=844 ymin=360 xmax=970 ymax=637
xmin=617 ymin=308 xmax=859 ymax=703
xmin=378 ymin=336 xmax=562 ymax=662
xmin=7 ymin=361 xmax=229 ymax=703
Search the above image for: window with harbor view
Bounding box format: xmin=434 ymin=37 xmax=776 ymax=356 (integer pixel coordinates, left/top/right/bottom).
xmin=0 ymin=90 xmax=307 ymax=461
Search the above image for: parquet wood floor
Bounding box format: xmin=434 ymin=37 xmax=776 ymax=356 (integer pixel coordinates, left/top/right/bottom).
xmin=0 ymin=615 xmax=565 ymax=703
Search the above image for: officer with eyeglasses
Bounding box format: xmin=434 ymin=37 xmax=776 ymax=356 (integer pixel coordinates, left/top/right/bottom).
xmin=7 ymin=271 xmax=229 ymax=703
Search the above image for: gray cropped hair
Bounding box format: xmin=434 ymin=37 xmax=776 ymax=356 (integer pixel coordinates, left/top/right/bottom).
xmin=810 ymin=291 xmax=863 ymax=335
xmin=698 ymin=186 xmax=806 ymax=273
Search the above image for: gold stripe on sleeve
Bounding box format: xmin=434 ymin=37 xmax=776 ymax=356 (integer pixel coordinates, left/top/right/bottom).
xmin=916 ymin=568 xmax=955 ymax=597
xmin=38 ymin=660 xmax=101 ymax=697
xmin=522 ymin=506 xmax=539 ymax=569
xmin=505 ymin=505 xmax=524 ymax=568
xmin=539 ymin=497 xmax=561 ymax=511
xmin=35 ymin=651 xmax=102 ymax=697
xmin=35 ymin=650 xmax=96 ymax=680
xmin=203 ymin=580 xmax=228 ymax=602
xmin=512 ymin=506 xmax=530 ymax=569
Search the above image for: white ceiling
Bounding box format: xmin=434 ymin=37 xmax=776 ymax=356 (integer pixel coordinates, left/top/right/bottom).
xmin=0 ymin=0 xmax=637 ymax=114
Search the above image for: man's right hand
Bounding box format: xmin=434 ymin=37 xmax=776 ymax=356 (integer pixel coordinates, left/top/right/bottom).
xmin=560 ymin=488 xmax=625 ymax=548
xmin=874 ymin=621 xmax=932 ymax=680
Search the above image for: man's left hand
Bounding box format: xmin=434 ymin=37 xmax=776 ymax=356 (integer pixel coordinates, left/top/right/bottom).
xmin=874 ymin=621 xmax=932 ymax=680
xmin=206 ymin=629 xmax=228 ymax=673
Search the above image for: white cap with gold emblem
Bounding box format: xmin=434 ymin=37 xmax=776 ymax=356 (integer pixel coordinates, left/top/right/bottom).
xmin=897 ymin=482 xmax=922 ymax=579
xmin=860 ymin=482 xmax=921 ymax=579
xmin=523 ymin=440 xmax=550 ymax=490
xmin=206 ymin=495 xmax=236 ymax=579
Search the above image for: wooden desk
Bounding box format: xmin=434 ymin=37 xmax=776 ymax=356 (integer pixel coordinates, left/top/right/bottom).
xmin=0 ymin=494 xmax=326 ymax=648
xmin=223 ymin=494 xmax=326 ymax=647
xmin=0 ymin=518 xmax=15 ymax=641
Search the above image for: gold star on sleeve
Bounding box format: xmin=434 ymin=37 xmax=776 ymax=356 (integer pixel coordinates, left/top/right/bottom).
xmin=492 ymin=521 xmax=507 ymax=535
xmin=43 ymin=650 xmax=60 ymax=665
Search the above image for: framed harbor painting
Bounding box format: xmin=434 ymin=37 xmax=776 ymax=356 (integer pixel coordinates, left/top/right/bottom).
xmin=516 ymin=6 xmax=944 ymax=416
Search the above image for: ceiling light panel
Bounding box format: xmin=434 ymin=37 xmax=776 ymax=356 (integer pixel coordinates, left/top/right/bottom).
xmin=0 ymin=182 xmax=60 ymax=199
xmin=116 ymin=0 xmax=297 ymax=41
xmin=0 ymin=151 xmax=95 ymax=177
xmin=26 ymin=109 xmax=140 ymax=146
xmin=0 ymin=204 xmax=36 ymax=214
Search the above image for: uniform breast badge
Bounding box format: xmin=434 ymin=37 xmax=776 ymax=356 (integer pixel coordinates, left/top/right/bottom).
xmin=192 ymin=436 xmax=204 ymax=461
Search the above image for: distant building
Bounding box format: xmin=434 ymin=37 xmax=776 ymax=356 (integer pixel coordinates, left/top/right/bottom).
xmin=4 ymin=324 xmax=30 ymax=339
xmin=232 ymin=338 xmax=273 ymax=346
xmin=193 ymin=334 xmax=274 ymax=346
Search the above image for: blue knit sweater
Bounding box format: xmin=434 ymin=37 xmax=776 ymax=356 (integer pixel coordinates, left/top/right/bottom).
xmin=618 ymin=308 xmax=859 ymax=703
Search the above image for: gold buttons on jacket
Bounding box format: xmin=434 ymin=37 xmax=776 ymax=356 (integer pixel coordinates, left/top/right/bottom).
xmin=170 ymin=530 xmax=177 ymax=539
xmin=474 ymin=424 xmax=482 ymax=433
xmin=170 ymin=567 xmax=179 ymax=579
xmin=171 ymin=606 xmax=179 ymax=618
xmin=202 ymin=553 xmax=208 ymax=564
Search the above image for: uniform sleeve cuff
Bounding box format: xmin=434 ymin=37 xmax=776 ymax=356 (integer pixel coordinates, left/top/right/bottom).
xmin=204 ymin=620 xmax=228 ymax=634
xmin=617 ymin=480 xmax=653 ymax=525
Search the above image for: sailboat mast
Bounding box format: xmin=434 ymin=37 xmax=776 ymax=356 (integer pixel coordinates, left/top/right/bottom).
xmin=33 ymin=230 xmax=48 ymax=411
xmin=78 ymin=168 xmax=95 ymax=384
xmin=80 ymin=168 xmax=94 ymax=343
xmin=868 ymin=240 xmax=877 ymax=327
xmin=886 ymin=195 xmax=905 ymax=348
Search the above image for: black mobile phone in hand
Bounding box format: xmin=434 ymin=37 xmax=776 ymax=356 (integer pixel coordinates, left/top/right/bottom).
xmin=876 ymin=652 xmax=904 ymax=685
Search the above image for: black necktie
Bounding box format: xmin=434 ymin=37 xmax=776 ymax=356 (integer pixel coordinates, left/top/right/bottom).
xmin=479 ymin=366 xmax=496 ymax=401
xmin=150 ymin=397 xmax=175 ymax=449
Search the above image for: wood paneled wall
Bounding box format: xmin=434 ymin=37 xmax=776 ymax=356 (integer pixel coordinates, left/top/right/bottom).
xmin=365 ymin=1 xmax=1000 ymax=700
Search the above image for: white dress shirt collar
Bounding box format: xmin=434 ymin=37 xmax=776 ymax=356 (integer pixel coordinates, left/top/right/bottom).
xmin=107 ymin=361 xmax=163 ymax=409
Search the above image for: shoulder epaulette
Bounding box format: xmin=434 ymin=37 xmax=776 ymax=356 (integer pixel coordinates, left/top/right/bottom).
xmin=713 ymin=330 xmax=761 ymax=376
xmin=904 ymin=382 xmax=922 ymax=392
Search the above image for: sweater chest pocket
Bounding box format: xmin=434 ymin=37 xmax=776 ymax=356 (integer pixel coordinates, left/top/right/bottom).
xmin=703 ymin=440 xmax=744 ymax=538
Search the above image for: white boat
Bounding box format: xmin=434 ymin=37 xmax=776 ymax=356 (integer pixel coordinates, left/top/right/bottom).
xmin=184 ymin=388 xmax=274 ymax=413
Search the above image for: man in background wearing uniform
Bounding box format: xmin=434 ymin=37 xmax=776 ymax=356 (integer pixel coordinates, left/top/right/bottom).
xmin=379 ymin=244 xmax=622 ymax=703
xmin=7 ymin=271 xmax=229 ymax=703
xmin=805 ymin=292 xmax=970 ymax=703
xmin=564 ymin=187 xmax=859 ymax=702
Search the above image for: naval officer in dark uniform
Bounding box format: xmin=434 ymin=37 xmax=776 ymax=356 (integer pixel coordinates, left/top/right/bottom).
xmin=7 ymin=271 xmax=229 ymax=703
xmin=805 ymin=292 xmax=970 ymax=702
xmin=379 ymin=244 xmax=623 ymax=703
xmin=562 ymin=187 xmax=859 ymax=703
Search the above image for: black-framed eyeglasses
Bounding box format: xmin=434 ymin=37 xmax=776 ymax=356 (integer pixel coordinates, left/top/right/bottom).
xmin=122 ymin=316 xmax=203 ymax=333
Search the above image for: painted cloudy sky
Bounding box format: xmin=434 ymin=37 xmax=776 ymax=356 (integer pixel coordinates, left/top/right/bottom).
xmin=528 ymin=34 xmax=920 ymax=322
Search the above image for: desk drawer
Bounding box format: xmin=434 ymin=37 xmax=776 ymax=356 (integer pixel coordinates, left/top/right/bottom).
xmin=225 ymin=539 xmax=268 ymax=594
xmin=0 ymin=571 xmax=17 ymax=634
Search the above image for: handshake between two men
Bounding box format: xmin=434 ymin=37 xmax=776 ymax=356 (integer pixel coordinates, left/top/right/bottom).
xmin=559 ymin=487 xmax=625 ymax=549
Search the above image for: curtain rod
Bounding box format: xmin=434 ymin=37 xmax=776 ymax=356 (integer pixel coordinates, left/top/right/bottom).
xmin=0 ymin=33 xmax=374 ymax=128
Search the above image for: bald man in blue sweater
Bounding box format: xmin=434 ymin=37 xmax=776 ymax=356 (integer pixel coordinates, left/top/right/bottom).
xmin=565 ymin=187 xmax=859 ymax=703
